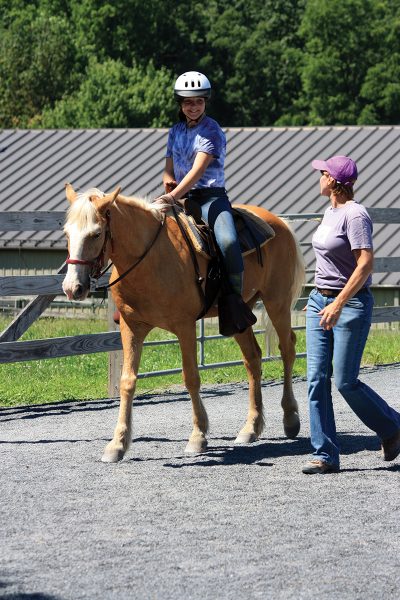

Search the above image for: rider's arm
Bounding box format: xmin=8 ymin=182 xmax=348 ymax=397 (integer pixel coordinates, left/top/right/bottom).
xmin=169 ymin=152 xmax=214 ymax=200
xmin=162 ymin=157 xmax=177 ymax=192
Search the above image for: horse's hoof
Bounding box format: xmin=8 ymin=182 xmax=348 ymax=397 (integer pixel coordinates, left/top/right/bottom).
xmin=234 ymin=432 xmax=257 ymax=444
xmin=283 ymin=414 xmax=300 ymax=439
xmin=101 ymin=448 xmax=125 ymax=463
xmin=185 ymin=439 xmax=208 ymax=454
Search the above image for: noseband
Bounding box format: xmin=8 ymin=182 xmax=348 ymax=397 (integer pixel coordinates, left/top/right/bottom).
xmin=66 ymin=253 xmax=107 ymax=280
xmin=66 ymin=245 xmax=108 ymax=280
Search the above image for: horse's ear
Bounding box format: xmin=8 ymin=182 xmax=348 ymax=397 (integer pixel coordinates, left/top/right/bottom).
xmin=91 ymin=187 xmax=121 ymax=215
xmin=65 ymin=183 xmax=78 ymax=204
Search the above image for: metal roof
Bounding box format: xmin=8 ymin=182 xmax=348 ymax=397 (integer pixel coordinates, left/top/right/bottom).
xmin=0 ymin=126 xmax=399 ymax=285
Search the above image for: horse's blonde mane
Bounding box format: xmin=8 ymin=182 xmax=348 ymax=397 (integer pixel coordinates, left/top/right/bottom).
xmin=65 ymin=188 xmax=164 ymax=228
xmin=116 ymin=193 xmax=164 ymax=222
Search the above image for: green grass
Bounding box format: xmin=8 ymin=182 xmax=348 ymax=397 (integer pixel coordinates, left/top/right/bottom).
xmin=0 ymin=315 xmax=398 ymax=407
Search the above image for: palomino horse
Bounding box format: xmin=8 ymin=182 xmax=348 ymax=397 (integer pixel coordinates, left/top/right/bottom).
xmin=62 ymin=184 xmax=305 ymax=462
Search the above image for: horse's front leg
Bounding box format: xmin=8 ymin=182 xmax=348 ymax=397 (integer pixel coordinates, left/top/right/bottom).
xmin=233 ymin=327 xmax=265 ymax=443
xmin=102 ymin=319 xmax=151 ymax=463
xmin=176 ymin=323 xmax=209 ymax=453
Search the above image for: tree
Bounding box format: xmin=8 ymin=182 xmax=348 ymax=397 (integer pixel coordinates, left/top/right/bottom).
xmin=203 ymin=0 xmax=305 ymax=126
xmin=294 ymin=0 xmax=380 ymax=125
xmin=68 ymin=0 xmax=209 ymax=72
xmin=358 ymin=0 xmax=400 ymax=124
xmin=1 ymin=0 xmax=399 ymax=128
xmin=0 ymin=7 xmax=77 ymax=127
xmin=38 ymin=59 xmax=176 ymax=128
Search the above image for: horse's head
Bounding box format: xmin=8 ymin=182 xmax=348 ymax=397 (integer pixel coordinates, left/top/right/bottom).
xmin=62 ymin=183 xmax=120 ymax=300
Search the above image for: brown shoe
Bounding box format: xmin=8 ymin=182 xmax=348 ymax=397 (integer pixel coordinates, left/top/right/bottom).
xmin=381 ymin=428 xmax=400 ymax=461
xmin=302 ymin=460 xmax=340 ymax=474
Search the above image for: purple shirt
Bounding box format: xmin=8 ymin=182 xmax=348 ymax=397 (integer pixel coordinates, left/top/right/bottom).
xmin=165 ymin=116 xmax=226 ymax=188
xmin=312 ymin=202 xmax=373 ymax=289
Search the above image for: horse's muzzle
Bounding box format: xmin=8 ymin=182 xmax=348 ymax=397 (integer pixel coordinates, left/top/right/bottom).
xmin=62 ymin=275 xmax=90 ymax=301
xmin=72 ymin=283 xmax=87 ymax=300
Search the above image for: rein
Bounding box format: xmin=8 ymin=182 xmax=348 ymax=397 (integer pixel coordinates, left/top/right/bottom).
xmin=66 ymin=210 xmax=165 ymax=291
xmin=99 ymin=217 xmax=165 ymax=290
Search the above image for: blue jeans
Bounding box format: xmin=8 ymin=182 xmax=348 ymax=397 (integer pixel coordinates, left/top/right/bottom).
xmin=306 ymin=288 xmax=400 ymax=467
xmin=188 ymin=190 xmax=244 ymax=278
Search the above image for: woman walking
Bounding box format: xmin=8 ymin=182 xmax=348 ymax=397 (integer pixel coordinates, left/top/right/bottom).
xmin=303 ymin=155 xmax=400 ymax=474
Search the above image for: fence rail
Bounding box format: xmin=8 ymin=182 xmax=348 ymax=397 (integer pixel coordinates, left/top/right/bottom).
xmin=1 ymin=208 xmax=399 ymax=397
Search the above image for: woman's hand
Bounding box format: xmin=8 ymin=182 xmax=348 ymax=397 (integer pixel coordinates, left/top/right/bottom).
xmin=318 ymin=301 xmax=342 ymax=330
xmin=152 ymin=193 xmax=176 ymax=213
xmin=164 ymin=180 xmax=177 ymax=193
xmin=317 ymin=248 xmax=373 ymax=330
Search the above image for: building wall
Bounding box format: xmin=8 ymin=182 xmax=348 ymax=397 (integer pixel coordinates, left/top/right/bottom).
xmin=0 ymin=249 xmax=66 ymax=275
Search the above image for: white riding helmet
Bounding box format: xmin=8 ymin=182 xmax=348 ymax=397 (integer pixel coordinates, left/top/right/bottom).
xmin=174 ymin=71 xmax=211 ymax=99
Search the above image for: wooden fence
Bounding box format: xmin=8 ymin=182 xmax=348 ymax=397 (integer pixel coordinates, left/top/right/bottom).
xmin=1 ymin=208 xmax=399 ymax=397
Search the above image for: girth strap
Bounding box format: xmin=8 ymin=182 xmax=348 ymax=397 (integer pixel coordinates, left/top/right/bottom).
xmin=171 ymin=205 xmax=208 ymax=318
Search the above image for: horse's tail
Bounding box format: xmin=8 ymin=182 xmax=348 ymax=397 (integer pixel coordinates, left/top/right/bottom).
xmin=285 ymin=219 xmax=306 ymax=311
xmin=265 ymin=218 xmax=305 ymax=350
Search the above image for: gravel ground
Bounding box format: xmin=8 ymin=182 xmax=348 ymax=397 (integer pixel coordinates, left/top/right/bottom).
xmin=0 ymin=364 xmax=399 ymax=600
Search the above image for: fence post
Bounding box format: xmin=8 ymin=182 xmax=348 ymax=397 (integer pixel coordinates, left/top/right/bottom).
xmin=108 ymin=293 xmax=122 ymax=398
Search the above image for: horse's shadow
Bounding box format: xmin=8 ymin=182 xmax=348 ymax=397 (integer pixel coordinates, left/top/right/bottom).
xmin=0 ymin=437 xmax=110 ymax=446
xmin=1 ymin=430 xmax=399 ymax=472
xmin=0 ymin=594 xmax=59 ymax=600
xmin=0 ymin=385 xmax=253 ymax=423
xmin=0 ymin=390 xmax=204 ymax=423
xmin=0 ymin=398 xmax=119 ymax=422
xmin=160 ymin=431 xmax=386 ymax=468
xmin=0 ymin=580 xmax=59 ymax=600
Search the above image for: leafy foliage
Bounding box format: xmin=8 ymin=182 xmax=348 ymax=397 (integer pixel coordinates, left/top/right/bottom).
xmin=0 ymin=0 xmax=399 ymax=128
xmin=38 ymin=60 xmax=176 ymax=128
xmin=0 ymin=6 xmax=77 ymax=126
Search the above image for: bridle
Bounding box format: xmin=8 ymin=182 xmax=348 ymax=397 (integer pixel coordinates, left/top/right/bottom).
xmin=66 ymin=211 xmax=112 ymax=286
xmin=65 ymin=210 xmax=165 ymax=291
xmin=66 ymin=239 xmax=110 ymax=280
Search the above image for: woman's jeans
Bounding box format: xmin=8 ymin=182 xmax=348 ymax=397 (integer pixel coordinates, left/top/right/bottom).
xmin=306 ymin=288 xmax=400 ymax=467
xmin=188 ymin=188 xmax=244 ymax=293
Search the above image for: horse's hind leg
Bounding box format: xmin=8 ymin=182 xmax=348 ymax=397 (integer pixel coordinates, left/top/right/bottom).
xmin=264 ymin=301 xmax=300 ymax=438
xmin=102 ymin=319 xmax=151 ymax=463
xmin=234 ymin=327 xmax=265 ymax=444
xmin=176 ymin=324 xmax=209 ymax=453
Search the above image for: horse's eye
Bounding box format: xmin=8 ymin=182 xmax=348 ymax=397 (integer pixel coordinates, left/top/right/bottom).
xmin=92 ymin=231 xmax=102 ymax=239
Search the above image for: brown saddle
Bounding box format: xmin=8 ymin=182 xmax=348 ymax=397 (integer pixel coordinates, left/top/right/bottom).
xmin=176 ymin=198 xmax=275 ymax=265
xmin=172 ymin=200 xmax=275 ymax=333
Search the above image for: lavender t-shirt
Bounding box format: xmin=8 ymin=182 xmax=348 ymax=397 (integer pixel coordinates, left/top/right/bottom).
xmin=312 ymin=202 xmax=373 ymax=289
xmin=165 ymin=116 xmax=226 ymax=188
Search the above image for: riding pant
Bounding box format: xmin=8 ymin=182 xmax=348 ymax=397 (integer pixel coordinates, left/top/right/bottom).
xmin=187 ymin=188 xmax=244 ymax=295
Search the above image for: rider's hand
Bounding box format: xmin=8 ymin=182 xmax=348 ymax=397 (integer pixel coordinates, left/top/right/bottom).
xmin=165 ymin=180 xmax=177 ymax=193
xmin=152 ymin=193 xmax=176 ymax=213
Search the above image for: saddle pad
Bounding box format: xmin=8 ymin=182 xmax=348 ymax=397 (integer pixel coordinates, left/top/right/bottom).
xmin=176 ymin=206 xmax=275 ymax=259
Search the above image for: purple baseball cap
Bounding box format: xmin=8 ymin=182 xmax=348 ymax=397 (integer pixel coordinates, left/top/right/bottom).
xmin=312 ymin=155 xmax=358 ymax=186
